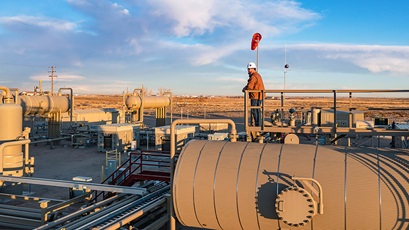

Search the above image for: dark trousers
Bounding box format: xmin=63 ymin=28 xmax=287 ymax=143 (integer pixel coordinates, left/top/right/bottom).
xmin=251 ymin=99 xmax=262 ymax=126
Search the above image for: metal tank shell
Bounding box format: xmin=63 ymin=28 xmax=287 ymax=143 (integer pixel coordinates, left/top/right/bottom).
xmin=0 ymin=103 xmax=23 ymax=176
xmin=125 ymin=96 xmax=170 ymax=110
xmin=19 ymin=95 xmax=70 ymax=116
xmin=173 ymin=140 xmax=409 ymax=230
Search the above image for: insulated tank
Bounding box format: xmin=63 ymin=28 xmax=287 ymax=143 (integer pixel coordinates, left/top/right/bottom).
xmin=125 ymin=95 xmax=170 ymax=110
xmin=19 ymin=95 xmax=70 ymax=116
xmin=0 ymin=102 xmax=23 ymax=176
xmin=173 ymin=140 xmax=409 ymax=229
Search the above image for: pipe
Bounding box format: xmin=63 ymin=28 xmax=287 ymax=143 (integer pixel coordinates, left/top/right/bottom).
xmin=0 ymin=207 xmax=42 ymax=219
xmin=34 ymin=194 xmax=126 ymax=230
xmin=22 ymin=128 xmax=31 ymax=175
xmin=0 ymin=176 xmax=147 ymax=195
xmin=9 ymin=88 xmax=19 ymax=105
xmin=133 ymin=88 xmax=143 ymax=96
xmin=103 ymin=197 xmax=167 ymax=230
xmin=62 ymin=195 xmax=143 ymax=229
xmin=170 ymin=119 xmax=237 ymax=230
xmin=0 ymin=86 xmax=13 ymax=104
xmin=30 ymin=136 xmax=70 ymax=144
xmin=0 ymin=139 xmax=31 ymax=174
xmin=58 ymin=88 xmax=74 ymax=123
xmin=141 ymin=214 xmax=168 ymax=230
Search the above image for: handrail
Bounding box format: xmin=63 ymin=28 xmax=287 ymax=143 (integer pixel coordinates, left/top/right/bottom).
xmin=292 ymin=176 xmax=324 ymax=215
xmin=0 ymin=139 xmax=31 ymax=173
xmin=243 ymin=89 xmax=409 ymax=142
xmin=253 ymin=89 xmax=409 ymax=93
xmin=93 ymin=156 xmax=141 ymax=202
xmin=93 ymin=150 xmax=174 ymax=202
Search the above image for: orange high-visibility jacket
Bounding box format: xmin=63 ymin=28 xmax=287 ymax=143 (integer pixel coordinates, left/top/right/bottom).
xmin=246 ymin=71 xmax=265 ymax=100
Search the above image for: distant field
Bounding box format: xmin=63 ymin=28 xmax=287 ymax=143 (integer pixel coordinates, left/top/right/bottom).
xmin=74 ymin=95 xmax=409 ymax=122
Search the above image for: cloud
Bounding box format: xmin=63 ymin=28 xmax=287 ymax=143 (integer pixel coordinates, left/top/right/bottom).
xmin=145 ymin=0 xmax=320 ymax=37
xmin=29 ymin=74 xmax=85 ymax=82
xmin=111 ymin=2 xmax=129 ymax=15
xmin=3 ymin=0 xmax=408 ymax=96
xmin=0 ymin=0 xmax=322 ymax=68
xmin=284 ymin=43 xmax=409 ymax=75
xmin=0 ymin=16 xmax=77 ymax=31
xmin=356 ymin=56 xmax=409 ymax=74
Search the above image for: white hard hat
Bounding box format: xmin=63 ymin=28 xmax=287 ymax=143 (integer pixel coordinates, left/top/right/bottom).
xmin=247 ymin=62 xmax=257 ymax=69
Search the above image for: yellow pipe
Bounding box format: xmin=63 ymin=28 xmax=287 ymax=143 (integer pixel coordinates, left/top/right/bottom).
xmin=22 ymin=128 xmax=31 ymax=172
xmin=0 ymin=86 xmax=13 ymax=104
xmin=0 ymin=139 xmax=31 ymax=174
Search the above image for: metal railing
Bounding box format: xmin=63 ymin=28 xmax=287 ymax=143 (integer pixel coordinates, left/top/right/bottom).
xmin=244 ymin=89 xmax=409 ymax=143
xmin=93 ymin=150 xmax=174 ymax=202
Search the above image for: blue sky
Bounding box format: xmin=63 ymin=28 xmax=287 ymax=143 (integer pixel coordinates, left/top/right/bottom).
xmin=0 ymin=0 xmax=408 ymax=96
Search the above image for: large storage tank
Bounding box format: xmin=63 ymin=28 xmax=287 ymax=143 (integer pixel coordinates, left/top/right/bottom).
xmin=0 ymin=102 xmax=24 ymax=177
xmin=173 ymin=140 xmax=409 ymax=229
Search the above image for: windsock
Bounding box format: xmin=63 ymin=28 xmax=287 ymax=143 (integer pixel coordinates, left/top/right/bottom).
xmin=251 ymin=33 xmax=262 ymax=50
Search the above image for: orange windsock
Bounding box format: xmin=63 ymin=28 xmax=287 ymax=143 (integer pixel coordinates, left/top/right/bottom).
xmin=251 ymin=33 xmax=262 ymax=50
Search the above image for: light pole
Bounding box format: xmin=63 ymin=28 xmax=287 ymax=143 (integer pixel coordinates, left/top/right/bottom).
xmin=283 ymin=44 xmax=289 ymax=93
xmin=284 ymin=63 xmax=289 ymax=92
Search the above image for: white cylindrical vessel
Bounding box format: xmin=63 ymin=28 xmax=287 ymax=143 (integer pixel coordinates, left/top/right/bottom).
xmin=173 ymin=140 xmax=409 ymax=229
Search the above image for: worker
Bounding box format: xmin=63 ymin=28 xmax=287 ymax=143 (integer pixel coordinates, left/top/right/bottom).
xmin=242 ymin=62 xmax=265 ymax=126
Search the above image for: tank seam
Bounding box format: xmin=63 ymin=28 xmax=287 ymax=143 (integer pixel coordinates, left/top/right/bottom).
xmin=213 ymin=141 xmax=229 ymax=230
xmin=254 ymin=143 xmax=267 ymax=230
xmin=192 ymin=140 xmax=210 ymax=227
xmin=235 ymin=142 xmax=250 ymax=230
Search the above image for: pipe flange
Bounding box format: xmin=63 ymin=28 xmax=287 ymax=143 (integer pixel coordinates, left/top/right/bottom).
xmin=275 ymin=186 xmax=317 ymax=227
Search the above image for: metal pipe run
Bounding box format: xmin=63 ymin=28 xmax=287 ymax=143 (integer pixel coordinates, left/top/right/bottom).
xmin=141 ymin=214 xmax=169 ymax=230
xmin=102 ymin=197 xmax=167 ymax=230
xmin=0 ymin=205 xmax=41 ymax=219
xmin=30 ymin=136 xmax=70 ymax=144
xmin=63 ymin=195 xmax=143 ymax=230
xmin=0 ymin=176 xmax=147 ymax=195
xmin=34 ymin=194 xmax=127 ymax=230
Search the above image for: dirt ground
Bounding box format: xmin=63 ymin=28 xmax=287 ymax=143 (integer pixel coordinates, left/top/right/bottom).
xmin=75 ymin=95 xmax=409 ymax=122
xmin=28 ymin=142 xmax=107 ymax=200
